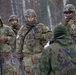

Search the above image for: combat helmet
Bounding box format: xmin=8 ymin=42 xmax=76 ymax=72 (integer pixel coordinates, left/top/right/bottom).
xmin=63 ymin=4 xmax=76 ymax=13
xmin=53 ymin=24 xmax=68 ymax=39
xmin=25 ymin=9 xmax=37 ymax=17
xmin=8 ymin=15 xmax=18 ymax=22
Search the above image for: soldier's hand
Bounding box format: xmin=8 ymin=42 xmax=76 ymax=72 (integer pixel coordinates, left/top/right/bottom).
xmin=71 ymin=24 xmax=76 ymax=29
xmin=62 ymin=18 xmax=70 ymax=25
xmin=62 ymin=20 xmax=68 ymax=25
xmin=0 ymin=37 xmax=6 ymax=43
xmin=68 ymin=20 xmax=74 ymax=25
xmin=70 ymin=24 xmax=76 ymax=36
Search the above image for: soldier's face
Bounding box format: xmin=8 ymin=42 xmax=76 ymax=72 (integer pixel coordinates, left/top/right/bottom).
xmin=11 ymin=20 xmax=18 ymax=25
xmin=27 ymin=16 xmax=35 ymax=22
xmin=64 ymin=11 xmax=74 ymax=18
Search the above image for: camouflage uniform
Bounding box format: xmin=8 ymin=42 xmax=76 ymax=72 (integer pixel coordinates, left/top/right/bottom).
xmin=0 ymin=16 xmax=16 ymax=75
xmin=62 ymin=4 xmax=76 ymax=44
xmin=32 ymin=24 xmax=76 ymax=75
xmin=16 ymin=9 xmax=52 ymax=75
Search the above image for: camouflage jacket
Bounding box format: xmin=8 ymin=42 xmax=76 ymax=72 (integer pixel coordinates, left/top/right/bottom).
xmin=0 ymin=24 xmax=15 ymax=52
xmin=16 ymin=22 xmax=52 ymax=57
xmin=62 ymin=18 xmax=76 ymax=43
xmin=32 ymin=37 xmax=76 ymax=75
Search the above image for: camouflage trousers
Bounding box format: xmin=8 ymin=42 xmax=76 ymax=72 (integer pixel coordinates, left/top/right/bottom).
xmin=23 ymin=52 xmax=42 ymax=75
xmin=0 ymin=52 xmax=16 ymax=75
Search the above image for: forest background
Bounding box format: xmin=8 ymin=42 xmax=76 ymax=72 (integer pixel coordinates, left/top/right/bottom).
xmin=0 ymin=0 xmax=76 ymax=30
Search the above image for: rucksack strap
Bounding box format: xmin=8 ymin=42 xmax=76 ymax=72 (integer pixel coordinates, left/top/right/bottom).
xmin=21 ymin=22 xmax=39 ymax=51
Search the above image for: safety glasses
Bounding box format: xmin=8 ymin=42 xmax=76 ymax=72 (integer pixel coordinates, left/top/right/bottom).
xmin=64 ymin=11 xmax=73 ymax=14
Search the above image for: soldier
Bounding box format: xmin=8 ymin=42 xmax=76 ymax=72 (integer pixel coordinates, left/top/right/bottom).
xmin=32 ymin=24 xmax=76 ymax=75
xmin=16 ymin=9 xmax=52 ymax=75
xmin=8 ymin=15 xmax=21 ymax=73
xmin=8 ymin=15 xmax=20 ymax=35
xmin=0 ymin=16 xmax=16 ymax=75
xmin=62 ymin=4 xmax=76 ymax=44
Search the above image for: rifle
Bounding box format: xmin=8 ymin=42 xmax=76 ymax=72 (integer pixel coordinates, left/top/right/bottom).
xmin=17 ymin=61 xmax=26 ymax=75
xmin=62 ymin=18 xmax=71 ymax=26
xmin=12 ymin=39 xmax=20 ymax=72
xmin=12 ymin=40 xmax=26 ymax=75
xmin=17 ymin=63 xmax=20 ymax=75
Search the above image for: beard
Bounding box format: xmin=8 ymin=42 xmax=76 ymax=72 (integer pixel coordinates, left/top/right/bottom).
xmin=26 ymin=19 xmax=38 ymax=26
